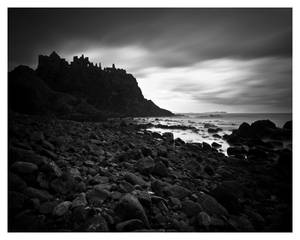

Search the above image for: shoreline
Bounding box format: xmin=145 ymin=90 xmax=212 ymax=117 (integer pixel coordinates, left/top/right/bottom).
xmin=8 ymin=112 xmax=292 ymax=232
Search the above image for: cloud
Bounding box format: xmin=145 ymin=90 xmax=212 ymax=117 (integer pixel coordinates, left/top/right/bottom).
xmin=9 ymin=8 xmax=292 ymax=69
xmin=8 ymin=8 xmax=292 ymax=113
xmin=137 ymin=57 xmax=292 ymax=113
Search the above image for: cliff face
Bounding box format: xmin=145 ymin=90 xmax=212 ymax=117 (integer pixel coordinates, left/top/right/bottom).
xmin=9 ymin=52 xmax=173 ymax=119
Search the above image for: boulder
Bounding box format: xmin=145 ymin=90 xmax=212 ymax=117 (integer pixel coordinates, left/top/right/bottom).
xmin=164 ymin=184 xmax=191 ymax=199
xmin=87 ymin=186 xmax=110 ymax=205
xmin=227 ymin=146 xmax=246 ymax=156
xmin=25 ymin=187 xmax=53 ymax=201
xmin=85 ymin=215 xmax=109 ymax=231
xmin=41 ymin=160 xmax=62 ymax=177
xmin=162 ymin=132 xmax=174 ymax=142
xmin=72 ymin=192 xmax=88 ymax=208
xmin=115 ymin=219 xmax=145 ymax=231
xmin=141 ymin=146 xmax=153 ymax=157
xmin=182 ymin=199 xmax=202 ymax=217
xmin=151 ymin=179 xmax=169 ymax=196
xmin=238 ymin=122 xmax=252 ymax=137
xmin=210 ymin=181 xmax=242 ymax=214
xmin=8 ymin=172 xmax=27 ymax=192
xmin=8 ymin=191 xmax=28 ymax=213
xmin=250 ymin=120 xmax=277 ymax=137
xmin=152 ymin=161 xmax=169 ymax=177
xmin=197 ymin=192 xmax=228 ymax=217
xmin=212 ymin=142 xmax=221 ymax=148
xmin=115 ymin=193 xmax=150 ymax=228
xmin=197 ymin=211 xmax=211 ymax=229
xmin=283 ymin=120 xmax=292 ymax=130
xmin=52 ymin=201 xmax=72 ymax=216
xmin=124 ymin=172 xmax=147 ymax=186
xmin=136 ymin=156 xmax=155 ymax=174
xmin=39 ymin=201 xmax=57 ymax=214
xmin=9 ymin=147 xmax=47 ymax=166
xmin=202 ymin=142 xmax=212 ymax=152
xmin=11 ymin=161 xmax=38 ymax=174
xmin=185 ymin=159 xmax=202 ymax=177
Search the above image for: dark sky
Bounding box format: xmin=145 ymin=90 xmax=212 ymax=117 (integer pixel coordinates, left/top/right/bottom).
xmin=8 ymin=8 xmax=292 ymax=113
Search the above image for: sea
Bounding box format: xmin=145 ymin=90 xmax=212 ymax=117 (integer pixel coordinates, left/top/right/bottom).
xmin=136 ymin=113 xmax=292 ymax=154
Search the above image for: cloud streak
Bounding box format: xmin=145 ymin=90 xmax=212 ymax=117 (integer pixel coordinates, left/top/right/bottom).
xmin=8 ymin=8 xmax=292 ymax=113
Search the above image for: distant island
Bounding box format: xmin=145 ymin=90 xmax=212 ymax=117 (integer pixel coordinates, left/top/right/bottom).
xmin=8 ymin=51 xmax=173 ymax=121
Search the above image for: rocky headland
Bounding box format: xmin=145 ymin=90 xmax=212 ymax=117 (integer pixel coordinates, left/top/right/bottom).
xmin=9 ymin=52 xmax=173 ymax=120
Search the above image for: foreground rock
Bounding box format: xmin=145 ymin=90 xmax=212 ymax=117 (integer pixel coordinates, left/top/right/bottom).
xmin=8 ymin=113 xmax=292 ymax=232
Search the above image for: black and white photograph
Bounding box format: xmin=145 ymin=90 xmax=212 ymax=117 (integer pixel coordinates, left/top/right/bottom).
xmin=7 ymin=7 xmax=293 ymax=233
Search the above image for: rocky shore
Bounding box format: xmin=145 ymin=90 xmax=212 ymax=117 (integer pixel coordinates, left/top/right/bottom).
xmin=8 ymin=113 xmax=292 ymax=232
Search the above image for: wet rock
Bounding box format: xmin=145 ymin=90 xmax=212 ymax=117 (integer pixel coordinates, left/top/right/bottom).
xmin=277 ymin=148 xmax=292 ymax=173
xmin=238 ymin=122 xmax=252 ymax=137
xmin=133 ymin=190 xmax=152 ymax=208
xmin=152 ymin=161 xmax=169 ymax=177
xmin=197 ymin=211 xmax=211 ymax=229
xmin=228 ymin=215 xmax=255 ymax=231
xmin=39 ymin=201 xmax=57 ymax=214
xmin=151 ymin=179 xmax=169 ymax=196
xmin=50 ymin=173 xmax=77 ymax=194
xmin=210 ymin=182 xmax=242 ymax=214
xmin=283 ymin=120 xmax=292 ymax=130
xmin=67 ymin=167 xmax=82 ymax=180
xmin=213 ymin=134 xmax=221 ymax=138
xmin=8 ymin=191 xmax=28 ymax=213
xmin=136 ymin=156 xmax=155 ymax=174
xmin=42 ymin=139 xmax=55 ymax=151
xmin=208 ymin=128 xmax=222 ymax=133
xmin=11 ymin=161 xmax=38 ymax=174
xmin=8 ymin=172 xmax=27 ymax=192
xmin=164 ymin=184 xmax=191 ymax=199
xmin=182 ymin=199 xmax=202 ymax=217
xmin=87 ymin=186 xmax=110 ymax=205
xmin=204 ymin=165 xmax=215 ymax=176
xmin=141 ymin=146 xmax=153 ymax=157
xmin=248 ymin=147 xmax=267 ymax=159
xmin=25 ymin=187 xmax=53 ymax=201
xmin=116 ymin=219 xmax=145 ymax=231
xmin=115 ymin=193 xmax=150 ymax=228
xmin=185 ymin=159 xmax=202 ymax=177
xmin=119 ymin=180 xmax=134 ymax=193
xmin=227 ymin=146 xmax=246 ymax=156
xmin=202 ymin=142 xmax=212 ymax=152
xmin=42 ymin=160 xmax=62 ymax=177
xmin=204 ymin=123 xmax=217 ymax=128
xmin=162 ymin=132 xmax=174 ymax=142
xmin=245 ymin=209 xmax=265 ymax=230
xmin=39 ymin=148 xmax=57 ymax=159
xmin=85 ymin=215 xmax=109 ymax=231
xmin=212 ymin=142 xmax=221 ymax=148
xmin=197 ymin=192 xmax=228 ymax=217
xmin=111 ymin=191 xmax=122 ymax=200
xmin=251 ymin=120 xmax=277 ymax=137
xmin=72 ymin=193 xmax=88 ymax=208
xmin=52 ymin=201 xmax=72 ymax=217
xmin=9 ymin=147 xmax=47 ymax=166
xmin=71 ymin=206 xmax=89 ymax=225
xmin=124 ymin=172 xmax=147 ymax=186
xmin=36 ymin=172 xmax=49 ymax=189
